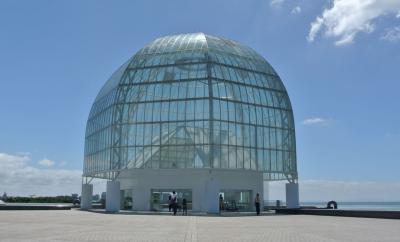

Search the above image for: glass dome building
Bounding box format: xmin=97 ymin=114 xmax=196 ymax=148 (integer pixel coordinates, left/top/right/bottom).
xmin=81 ymin=33 xmax=299 ymax=212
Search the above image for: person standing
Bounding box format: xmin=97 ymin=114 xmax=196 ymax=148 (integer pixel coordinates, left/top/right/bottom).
xmin=255 ymin=193 xmax=261 ymax=215
xmin=182 ymin=198 xmax=187 ymax=215
xmin=219 ymin=194 xmax=224 ymax=213
xmin=168 ymin=194 xmax=172 ymax=212
xmin=171 ymin=191 xmax=178 ymax=215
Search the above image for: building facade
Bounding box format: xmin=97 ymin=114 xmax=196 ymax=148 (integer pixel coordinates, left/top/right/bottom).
xmin=81 ymin=33 xmax=299 ymax=212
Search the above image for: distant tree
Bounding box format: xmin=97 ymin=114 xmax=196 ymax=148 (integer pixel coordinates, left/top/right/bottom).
xmin=5 ymin=195 xmax=75 ymax=203
xmin=2 ymin=192 xmax=7 ymax=201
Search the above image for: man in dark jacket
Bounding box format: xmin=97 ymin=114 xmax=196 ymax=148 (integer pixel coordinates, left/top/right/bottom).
xmin=255 ymin=193 xmax=261 ymax=215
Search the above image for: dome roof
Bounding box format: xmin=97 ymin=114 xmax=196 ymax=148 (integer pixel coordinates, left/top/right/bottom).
xmin=95 ymin=33 xmax=282 ymax=101
xmin=84 ymin=33 xmax=297 ymax=182
xmin=137 ymin=32 xmax=265 ymax=61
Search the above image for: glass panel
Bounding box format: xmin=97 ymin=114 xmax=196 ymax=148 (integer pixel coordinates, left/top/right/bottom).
xmin=150 ymin=189 xmax=192 ymax=212
xmin=219 ymin=190 xmax=252 ymax=211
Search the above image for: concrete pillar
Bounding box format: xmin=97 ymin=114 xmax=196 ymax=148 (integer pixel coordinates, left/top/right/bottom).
xmin=81 ymin=183 xmax=93 ymax=210
xmin=192 ymin=186 xmax=204 ymax=212
xmin=285 ymin=182 xmax=299 ymax=208
xmin=132 ymin=187 xmax=150 ymax=211
xmin=106 ymin=180 xmax=121 ymax=212
xmin=205 ymin=179 xmax=220 ymax=214
xmin=263 ymin=181 xmax=269 ymax=202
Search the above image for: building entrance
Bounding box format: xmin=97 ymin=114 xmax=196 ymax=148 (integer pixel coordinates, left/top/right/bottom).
xmin=150 ymin=189 xmax=192 ymax=212
xmin=219 ymin=190 xmax=252 ymax=211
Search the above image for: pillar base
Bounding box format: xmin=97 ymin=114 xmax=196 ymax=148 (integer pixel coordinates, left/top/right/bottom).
xmin=106 ymin=181 xmax=121 ymax=212
xmin=286 ymin=182 xmax=299 ymax=208
xmin=81 ymin=183 xmax=93 ymax=210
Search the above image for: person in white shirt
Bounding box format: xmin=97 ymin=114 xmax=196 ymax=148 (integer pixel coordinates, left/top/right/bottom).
xmin=171 ymin=191 xmax=178 ymax=215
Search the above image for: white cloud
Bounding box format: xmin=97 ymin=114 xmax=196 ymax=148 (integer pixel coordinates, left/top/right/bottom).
xmin=0 ymin=153 xmax=30 ymax=169
xmin=38 ymin=158 xmax=55 ymax=167
xmin=381 ymin=26 xmax=400 ymax=42
xmin=301 ymin=117 xmax=331 ymax=126
xmin=308 ymin=0 xmax=400 ymax=45
xmin=0 ymin=152 xmax=105 ymax=196
xmin=270 ymin=0 xmax=285 ymax=8
xmin=268 ymin=180 xmax=400 ymax=202
xmin=291 ymin=6 xmax=302 ymax=15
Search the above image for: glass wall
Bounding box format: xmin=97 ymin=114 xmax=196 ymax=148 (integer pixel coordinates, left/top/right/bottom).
xmin=220 ymin=190 xmax=252 ymax=211
xmin=84 ymin=33 xmax=297 ymax=181
xmin=121 ymin=189 xmax=133 ymax=210
xmin=150 ymin=189 xmax=192 ymax=212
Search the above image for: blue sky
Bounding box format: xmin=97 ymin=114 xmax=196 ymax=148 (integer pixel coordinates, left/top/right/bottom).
xmin=1 ymin=0 xmax=399 ymax=201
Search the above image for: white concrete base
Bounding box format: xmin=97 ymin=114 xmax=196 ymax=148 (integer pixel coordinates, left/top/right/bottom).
xmin=106 ymin=181 xmax=121 ymax=212
xmin=117 ymin=169 xmax=264 ymax=212
xmin=81 ymin=183 xmax=93 ymax=210
xmin=286 ymin=182 xmax=299 ymax=208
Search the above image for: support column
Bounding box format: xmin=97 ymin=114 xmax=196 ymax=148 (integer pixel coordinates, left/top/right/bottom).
xmin=106 ymin=180 xmax=121 ymax=212
xmin=285 ymin=182 xmax=299 ymax=208
xmin=81 ymin=183 xmax=93 ymax=210
xmin=205 ymin=179 xmax=220 ymax=214
xmin=132 ymin=187 xmax=150 ymax=211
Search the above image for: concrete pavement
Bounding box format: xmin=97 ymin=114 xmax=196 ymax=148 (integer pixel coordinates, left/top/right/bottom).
xmin=0 ymin=210 xmax=399 ymax=242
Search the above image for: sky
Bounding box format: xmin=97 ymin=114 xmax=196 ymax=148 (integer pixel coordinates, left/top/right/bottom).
xmin=0 ymin=0 xmax=399 ymax=201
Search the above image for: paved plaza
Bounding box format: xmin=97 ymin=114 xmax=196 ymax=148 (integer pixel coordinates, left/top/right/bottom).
xmin=0 ymin=210 xmax=399 ymax=242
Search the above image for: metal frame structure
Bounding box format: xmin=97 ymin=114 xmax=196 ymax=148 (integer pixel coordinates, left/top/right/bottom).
xmin=83 ymin=33 xmax=297 ymax=184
